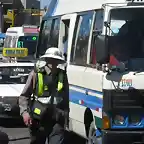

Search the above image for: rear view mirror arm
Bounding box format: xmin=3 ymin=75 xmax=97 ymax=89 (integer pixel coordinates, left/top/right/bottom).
xmin=92 ymin=30 xmax=102 ymax=37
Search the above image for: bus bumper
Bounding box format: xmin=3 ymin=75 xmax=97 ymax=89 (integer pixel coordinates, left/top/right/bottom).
xmin=102 ymin=130 xmax=144 ymax=144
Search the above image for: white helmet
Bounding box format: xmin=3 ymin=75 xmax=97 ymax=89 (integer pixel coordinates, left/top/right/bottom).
xmin=40 ymin=47 xmax=65 ymax=63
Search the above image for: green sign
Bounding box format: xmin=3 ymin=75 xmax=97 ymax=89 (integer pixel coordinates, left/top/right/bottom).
xmin=17 ymin=41 xmax=24 ymax=48
xmin=32 ymin=36 xmax=37 ymax=40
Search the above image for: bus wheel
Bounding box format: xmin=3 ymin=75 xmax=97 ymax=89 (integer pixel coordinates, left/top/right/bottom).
xmin=86 ymin=122 xmax=102 ymax=144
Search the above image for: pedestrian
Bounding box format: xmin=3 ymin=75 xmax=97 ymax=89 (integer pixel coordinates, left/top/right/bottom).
xmin=19 ymin=47 xmax=69 ymax=144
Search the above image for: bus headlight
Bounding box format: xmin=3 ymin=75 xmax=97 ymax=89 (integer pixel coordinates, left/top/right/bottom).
xmin=113 ymin=115 xmax=125 ymax=125
xmin=129 ymin=115 xmax=141 ymax=125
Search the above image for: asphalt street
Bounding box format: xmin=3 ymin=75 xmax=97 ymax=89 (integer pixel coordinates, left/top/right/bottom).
xmin=0 ymin=119 xmax=86 ymax=144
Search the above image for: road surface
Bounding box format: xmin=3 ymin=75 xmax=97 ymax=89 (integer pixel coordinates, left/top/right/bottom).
xmin=0 ymin=119 xmax=86 ymax=144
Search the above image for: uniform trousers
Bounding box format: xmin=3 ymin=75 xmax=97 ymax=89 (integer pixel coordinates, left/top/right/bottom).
xmin=29 ymin=116 xmax=66 ymax=144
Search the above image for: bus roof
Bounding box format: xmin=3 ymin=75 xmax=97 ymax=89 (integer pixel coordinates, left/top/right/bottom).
xmin=6 ymin=27 xmax=23 ymax=36
xmin=43 ymin=0 xmax=128 ymax=18
xmin=6 ymin=26 xmax=39 ymax=36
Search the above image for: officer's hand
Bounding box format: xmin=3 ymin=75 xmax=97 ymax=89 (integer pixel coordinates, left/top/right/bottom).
xmin=22 ymin=112 xmax=32 ymax=126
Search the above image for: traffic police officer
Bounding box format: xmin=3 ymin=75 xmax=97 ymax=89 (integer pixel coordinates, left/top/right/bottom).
xmin=19 ymin=47 xmax=69 ymax=144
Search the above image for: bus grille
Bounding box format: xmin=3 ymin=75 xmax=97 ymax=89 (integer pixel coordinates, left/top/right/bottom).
xmin=111 ymin=89 xmax=144 ymax=109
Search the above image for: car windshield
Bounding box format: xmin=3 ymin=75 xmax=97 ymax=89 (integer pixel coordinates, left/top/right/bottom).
xmin=108 ymin=7 xmax=144 ymax=71
xmin=17 ymin=36 xmax=38 ymax=55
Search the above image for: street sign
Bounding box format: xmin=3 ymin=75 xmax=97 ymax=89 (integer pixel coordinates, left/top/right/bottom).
xmin=2 ymin=48 xmax=28 ymax=57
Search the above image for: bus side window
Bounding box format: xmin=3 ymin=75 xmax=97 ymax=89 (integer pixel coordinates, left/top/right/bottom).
xmin=63 ymin=20 xmax=70 ymax=60
xmin=90 ymin=9 xmax=104 ymax=65
xmin=37 ymin=18 xmax=60 ymax=56
xmin=39 ymin=19 xmax=53 ymax=55
xmin=49 ymin=18 xmax=60 ymax=47
xmin=70 ymin=11 xmax=93 ymax=66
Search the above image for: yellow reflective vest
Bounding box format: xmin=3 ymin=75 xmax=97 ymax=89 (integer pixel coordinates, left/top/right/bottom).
xmin=37 ymin=72 xmax=64 ymax=97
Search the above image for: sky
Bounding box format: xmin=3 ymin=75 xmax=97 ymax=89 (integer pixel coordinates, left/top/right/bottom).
xmin=40 ymin=0 xmax=51 ymax=9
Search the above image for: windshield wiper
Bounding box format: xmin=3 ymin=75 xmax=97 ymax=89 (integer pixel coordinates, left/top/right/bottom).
xmin=0 ymin=81 xmax=16 ymax=84
xmin=133 ymin=70 xmax=144 ymax=75
xmin=17 ymin=59 xmax=33 ymax=62
xmin=104 ymin=22 xmax=115 ymax=34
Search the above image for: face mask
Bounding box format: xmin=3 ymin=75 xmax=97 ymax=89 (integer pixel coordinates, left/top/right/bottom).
xmin=47 ymin=64 xmax=52 ymax=69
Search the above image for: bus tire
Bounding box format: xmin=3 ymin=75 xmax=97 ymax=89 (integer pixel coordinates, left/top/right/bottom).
xmin=86 ymin=121 xmax=102 ymax=144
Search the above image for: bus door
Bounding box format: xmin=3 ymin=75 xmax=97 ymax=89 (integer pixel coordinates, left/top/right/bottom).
xmin=59 ymin=14 xmax=77 ymax=63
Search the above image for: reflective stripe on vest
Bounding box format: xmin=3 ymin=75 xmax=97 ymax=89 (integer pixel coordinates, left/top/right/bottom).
xmin=37 ymin=72 xmax=64 ymax=96
xmin=38 ymin=73 xmax=43 ymax=96
xmin=57 ymin=72 xmax=63 ymax=91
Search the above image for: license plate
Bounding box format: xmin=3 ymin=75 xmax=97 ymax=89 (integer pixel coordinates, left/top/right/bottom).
xmin=2 ymin=104 xmax=11 ymax=111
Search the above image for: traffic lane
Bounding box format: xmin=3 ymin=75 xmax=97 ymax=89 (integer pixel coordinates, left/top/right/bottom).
xmin=0 ymin=127 xmax=30 ymax=144
xmin=0 ymin=119 xmax=30 ymax=144
xmin=0 ymin=119 xmax=86 ymax=144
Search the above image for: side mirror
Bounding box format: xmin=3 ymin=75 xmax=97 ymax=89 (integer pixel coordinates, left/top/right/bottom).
xmin=95 ymin=35 xmax=109 ymax=64
xmin=104 ymin=21 xmax=109 ymax=27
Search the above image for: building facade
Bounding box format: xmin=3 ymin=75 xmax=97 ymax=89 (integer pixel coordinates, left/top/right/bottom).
xmin=0 ymin=0 xmax=40 ymax=32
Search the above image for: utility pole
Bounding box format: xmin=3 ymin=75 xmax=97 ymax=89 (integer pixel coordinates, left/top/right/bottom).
xmin=11 ymin=10 xmax=14 ymax=27
xmin=31 ymin=6 xmax=35 ymax=25
xmin=31 ymin=5 xmax=42 ymax=25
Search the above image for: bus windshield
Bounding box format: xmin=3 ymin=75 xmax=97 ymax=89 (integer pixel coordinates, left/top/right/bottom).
xmin=0 ymin=38 xmax=5 ymax=53
xmin=4 ymin=36 xmax=17 ymax=48
xmin=108 ymin=7 xmax=144 ymax=71
xmin=17 ymin=36 xmax=38 ymax=55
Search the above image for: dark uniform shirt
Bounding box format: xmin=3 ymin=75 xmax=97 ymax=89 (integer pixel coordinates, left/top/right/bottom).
xmin=19 ymin=69 xmax=69 ymax=116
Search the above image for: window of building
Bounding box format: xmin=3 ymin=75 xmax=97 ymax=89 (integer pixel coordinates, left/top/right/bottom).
xmin=38 ymin=18 xmax=60 ymax=56
xmin=70 ymin=11 xmax=94 ymax=66
xmin=90 ymin=9 xmax=104 ymax=65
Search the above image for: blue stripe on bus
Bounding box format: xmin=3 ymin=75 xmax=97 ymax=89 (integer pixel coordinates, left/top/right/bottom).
xmin=69 ymin=85 xmax=103 ymax=110
xmin=70 ymin=84 xmax=103 ymax=96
